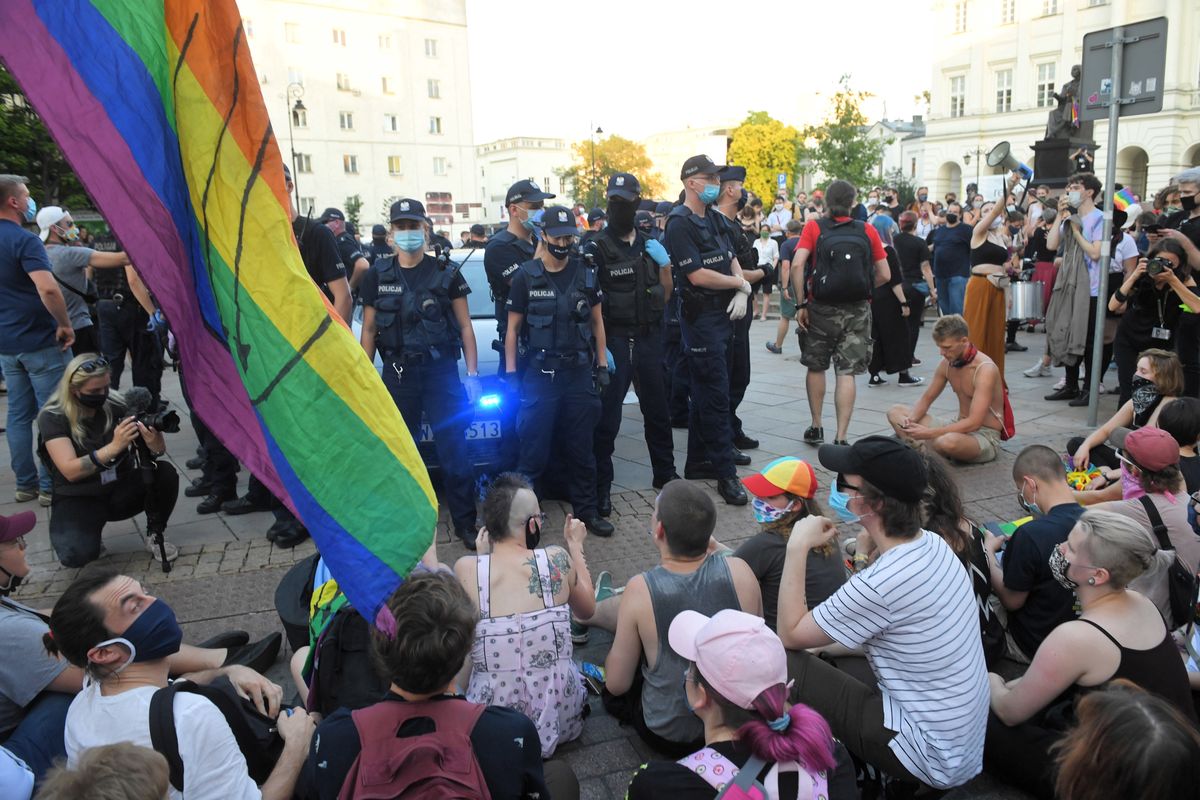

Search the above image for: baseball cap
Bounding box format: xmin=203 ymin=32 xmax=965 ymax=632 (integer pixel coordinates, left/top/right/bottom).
xmin=680 ymin=154 xmax=724 ymax=180
xmin=1116 ymin=426 xmax=1179 ymax=471
xmin=282 ymin=163 xmax=292 ymax=182
xmin=635 ymin=210 xmax=654 ymax=229
xmin=654 ymin=201 xmax=673 ymax=216
xmin=389 ymin=198 xmax=427 ymax=223
xmin=718 ymin=165 xmax=746 ymax=183
xmin=587 ymin=208 xmax=607 ymax=224
xmin=505 ymin=179 xmax=555 ymax=206
xmin=818 ymin=435 xmax=928 ymax=502
xmin=36 ymin=206 xmax=67 ymax=242
xmin=470 ymin=223 xmax=486 ymax=235
xmin=1121 ymin=204 xmax=1142 ymax=229
xmin=539 ymin=205 xmax=579 ymax=237
xmin=318 ymin=207 xmax=345 ymax=223
xmin=371 ymin=224 xmax=387 ymax=237
xmin=606 ymin=173 xmax=640 ymax=201
xmin=0 ymin=510 xmax=36 ymax=544
xmin=742 ymin=457 xmax=818 ymax=500
xmin=668 ymin=609 xmax=787 ymax=710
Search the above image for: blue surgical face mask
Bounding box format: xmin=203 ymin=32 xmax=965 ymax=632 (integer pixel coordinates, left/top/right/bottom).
xmin=698 ymin=184 xmax=720 ymax=205
xmin=521 ymin=207 xmax=544 ymax=232
xmin=828 ymin=484 xmax=861 ymax=524
xmin=752 ymin=497 xmax=794 ymax=524
xmin=23 ymin=197 xmax=37 ymax=223
xmin=393 ymin=230 xmax=425 ymax=253
xmin=93 ymin=599 xmax=184 ymax=671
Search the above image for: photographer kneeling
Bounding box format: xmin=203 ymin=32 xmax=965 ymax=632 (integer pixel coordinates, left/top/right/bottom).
xmin=36 ymin=354 xmax=179 ymax=568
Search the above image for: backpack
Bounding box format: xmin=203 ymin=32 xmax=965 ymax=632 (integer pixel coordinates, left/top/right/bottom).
xmin=307 ymin=604 xmax=391 ymax=717
xmin=149 ymin=676 xmax=283 ymax=792
xmin=337 ymin=698 xmax=492 ymax=800
xmin=808 ymin=218 xmax=874 ymax=304
xmin=1137 ymin=495 xmax=1199 ymax=630
xmin=677 ymin=747 xmax=829 ymax=800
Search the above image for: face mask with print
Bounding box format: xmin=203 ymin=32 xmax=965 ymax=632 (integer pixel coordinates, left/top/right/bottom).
xmin=1048 ymin=546 xmax=1079 ymax=590
xmin=546 ymin=241 xmax=572 ymax=260
xmin=827 ymin=484 xmax=860 ymax=524
xmin=752 ymin=497 xmax=795 ymax=524
xmin=57 ymin=223 xmax=80 ymax=242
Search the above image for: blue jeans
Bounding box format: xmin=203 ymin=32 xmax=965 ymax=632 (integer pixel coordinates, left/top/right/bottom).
xmin=935 ymin=275 xmax=968 ymax=316
xmin=1 ymin=346 xmax=69 ymax=493
xmin=1 ymin=691 xmax=73 ymax=782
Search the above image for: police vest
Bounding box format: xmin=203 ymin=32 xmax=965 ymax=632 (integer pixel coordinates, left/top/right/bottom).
xmin=664 ymin=206 xmax=734 ymax=298
xmin=591 ymin=231 xmax=665 ymax=329
xmin=485 ymin=231 xmax=536 ymax=327
xmin=371 ymin=256 xmax=461 ymax=361
xmin=519 ymin=259 xmax=595 ymax=356
xmin=93 ymin=260 xmax=131 ymax=299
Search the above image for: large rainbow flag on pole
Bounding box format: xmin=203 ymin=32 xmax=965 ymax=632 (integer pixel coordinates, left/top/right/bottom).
xmin=0 ymin=0 xmax=437 ymax=630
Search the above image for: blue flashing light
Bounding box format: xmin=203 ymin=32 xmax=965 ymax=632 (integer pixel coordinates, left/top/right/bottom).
xmin=479 ymin=393 xmax=501 ymax=408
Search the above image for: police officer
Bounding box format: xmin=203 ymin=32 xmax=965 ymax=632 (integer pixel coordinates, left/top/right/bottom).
xmin=364 ymin=224 xmax=392 ymax=265
xmin=580 ymin=208 xmax=606 ymax=250
xmin=652 ymin=201 xmax=672 ymax=243
xmin=319 ymin=207 xmax=370 ymax=290
xmin=360 ymin=198 xmax=482 ymax=548
xmin=587 ymin=174 xmax=679 ymax=518
xmin=665 ymin=155 xmax=750 ymax=506
xmin=662 ymin=195 xmax=691 ymax=428
xmin=463 ymin=223 xmax=489 ymax=248
xmin=93 ymin=251 xmax=165 ymax=405
xmin=504 ymin=205 xmax=615 ymax=537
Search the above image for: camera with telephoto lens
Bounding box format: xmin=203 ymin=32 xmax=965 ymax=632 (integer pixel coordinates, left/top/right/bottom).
xmin=1146 ymin=257 xmax=1173 ymax=277
xmin=123 ymin=386 xmax=181 ymax=433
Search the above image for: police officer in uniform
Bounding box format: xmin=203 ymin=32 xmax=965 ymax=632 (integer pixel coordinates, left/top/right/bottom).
xmin=586 ymin=174 xmax=679 ymax=518
xmin=652 ymin=201 xmax=672 ymax=243
xmin=360 ymin=198 xmax=482 ymax=548
xmin=662 ymin=195 xmax=691 ymax=428
xmin=665 ymin=156 xmax=750 ymax=505
xmin=93 ymin=253 xmax=165 ymax=405
xmin=504 ymin=206 xmax=615 ymax=537
xmin=364 ymin=224 xmax=392 ymax=265
xmin=319 ymin=207 xmax=370 ymax=290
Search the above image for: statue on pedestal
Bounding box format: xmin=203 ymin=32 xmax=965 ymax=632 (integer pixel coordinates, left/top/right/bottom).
xmin=1045 ymin=65 xmax=1082 ymax=140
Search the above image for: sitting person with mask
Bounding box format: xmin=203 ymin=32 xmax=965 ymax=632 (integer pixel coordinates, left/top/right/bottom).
xmin=45 ymin=565 xmax=315 ymax=800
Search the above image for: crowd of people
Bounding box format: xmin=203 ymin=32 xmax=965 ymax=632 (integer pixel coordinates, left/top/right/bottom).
xmin=2 ymin=152 xmax=1200 ymax=800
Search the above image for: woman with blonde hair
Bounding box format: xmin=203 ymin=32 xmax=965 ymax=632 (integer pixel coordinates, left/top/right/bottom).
xmin=35 ymin=353 xmax=179 ymax=567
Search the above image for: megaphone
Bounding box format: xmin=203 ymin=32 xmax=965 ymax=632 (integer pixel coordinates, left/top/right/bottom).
xmin=986 ymin=141 xmax=1034 ymax=182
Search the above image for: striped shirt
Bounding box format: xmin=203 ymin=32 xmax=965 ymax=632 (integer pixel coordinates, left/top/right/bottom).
xmin=811 ymin=531 xmax=988 ymax=789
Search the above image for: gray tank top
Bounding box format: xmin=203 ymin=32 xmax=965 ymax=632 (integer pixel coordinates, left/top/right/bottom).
xmin=640 ymin=554 xmax=740 ymax=743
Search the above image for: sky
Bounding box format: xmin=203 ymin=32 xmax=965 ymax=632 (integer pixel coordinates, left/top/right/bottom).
xmin=464 ymin=0 xmax=936 ymax=144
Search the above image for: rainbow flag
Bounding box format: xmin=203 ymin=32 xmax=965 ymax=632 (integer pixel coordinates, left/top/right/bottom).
xmin=1113 ymin=187 xmax=1136 ymax=212
xmin=0 ymin=0 xmax=437 ymax=630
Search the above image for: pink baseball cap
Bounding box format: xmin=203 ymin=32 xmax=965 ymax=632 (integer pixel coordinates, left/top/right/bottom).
xmin=668 ymin=609 xmax=787 ymax=710
xmin=0 ymin=511 xmax=36 ymax=544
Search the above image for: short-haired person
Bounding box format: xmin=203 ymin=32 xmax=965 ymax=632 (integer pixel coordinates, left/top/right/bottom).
xmin=599 ymin=480 xmax=762 ymax=757
xmin=766 ymin=218 xmax=804 ymax=355
xmin=298 ymin=572 xmax=568 ymax=800
xmin=928 ymin=201 xmax=973 ymax=315
xmin=778 ymin=437 xmax=989 ymax=791
xmin=47 ymin=566 xmax=314 ymax=800
xmin=626 ymin=609 xmax=856 ymax=799
xmin=886 ymin=315 xmax=1005 ymax=464
xmin=983 ymin=445 xmax=1083 ymax=663
xmin=894 ymin=210 xmax=936 ymax=362
xmin=37 ymin=743 xmax=169 ymax=800
xmin=985 ymin=510 xmax=1196 ymax=800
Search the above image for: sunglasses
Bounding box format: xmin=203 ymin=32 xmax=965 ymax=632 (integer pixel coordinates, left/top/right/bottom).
xmin=70 ymin=357 xmax=109 ymax=381
xmin=836 ymin=475 xmax=862 ymax=493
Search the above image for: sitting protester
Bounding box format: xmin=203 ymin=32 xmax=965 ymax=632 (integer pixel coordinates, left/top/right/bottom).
xmin=37 ymin=742 xmax=169 ymax=800
xmin=454 ymin=473 xmax=594 ymax=757
xmin=733 ymin=458 xmax=846 ymax=632
xmin=986 ymin=510 xmax=1196 ymax=800
xmin=778 ymin=437 xmax=989 ymax=792
xmin=1159 ymin=396 xmax=1200 ymax=495
xmin=36 ymin=354 xmax=179 ymax=567
xmin=0 ymin=746 xmax=32 ymax=800
xmin=298 ymin=571 xmax=574 ymax=800
xmin=627 ymin=609 xmax=856 ymax=799
xmin=46 ymin=565 xmax=312 ymax=800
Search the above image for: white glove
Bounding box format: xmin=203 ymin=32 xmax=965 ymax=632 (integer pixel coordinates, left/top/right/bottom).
xmin=727 ymin=290 xmax=749 ymax=321
xmin=737 ymin=278 xmax=752 ymax=295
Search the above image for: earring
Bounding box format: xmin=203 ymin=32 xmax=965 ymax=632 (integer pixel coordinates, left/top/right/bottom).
xmin=1087 ymin=577 xmax=1096 ymax=585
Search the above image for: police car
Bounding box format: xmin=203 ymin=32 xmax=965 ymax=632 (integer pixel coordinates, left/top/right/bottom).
xmin=351 ymin=248 xmax=507 ymax=479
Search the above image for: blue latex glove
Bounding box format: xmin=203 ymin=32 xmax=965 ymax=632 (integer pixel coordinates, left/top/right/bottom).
xmin=146 ymin=309 xmax=166 ymax=333
xmin=644 ymin=238 xmax=670 ymax=267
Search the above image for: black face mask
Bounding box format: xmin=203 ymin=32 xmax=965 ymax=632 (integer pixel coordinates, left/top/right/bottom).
xmin=607 ymin=197 xmax=638 ymax=236
xmin=0 ymin=565 xmax=22 ymax=595
xmin=78 ymin=391 xmax=109 ymax=409
xmin=546 ymin=241 xmax=572 ymax=261
xmin=946 ymin=214 xmax=959 ymax=225
xmin=1183 ymin=194 xmax=1198 ymax=212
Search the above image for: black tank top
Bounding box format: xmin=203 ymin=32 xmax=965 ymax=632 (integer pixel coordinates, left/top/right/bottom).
xmin=1078 ymin=618 xmax=1197 ymax=721
xmin=970 ymin=239 xmax=1009 ymax=268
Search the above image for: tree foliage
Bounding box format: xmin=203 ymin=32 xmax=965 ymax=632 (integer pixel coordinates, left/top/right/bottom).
xmin=344 ymin=194 xmax=363 ymax=231
xmin=0 ymin=65 xmax=90 ymax=210
xmin=727 ymin=111 xmax=801 ymax=203
xmin=797 ymin=76 xmax=889 ymax=191
xmin=558 ymin=134 xmax=665 ymax=208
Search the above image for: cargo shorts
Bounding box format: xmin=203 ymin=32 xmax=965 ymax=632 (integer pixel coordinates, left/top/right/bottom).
xmin=798 ymin=300 xmax=872 ymax=375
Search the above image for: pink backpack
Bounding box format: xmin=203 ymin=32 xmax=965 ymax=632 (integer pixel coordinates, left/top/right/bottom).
xmin=677 ymin=746 xmax=829 ymax=799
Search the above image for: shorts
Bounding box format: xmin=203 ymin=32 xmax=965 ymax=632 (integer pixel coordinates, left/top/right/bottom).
xmin=799 ymin=300 xmax=872 ymax=375
xmin=780 ymin=291 xmax=797 ymax=320
xmin=927 ymin=414 xmax=1001 ymax=464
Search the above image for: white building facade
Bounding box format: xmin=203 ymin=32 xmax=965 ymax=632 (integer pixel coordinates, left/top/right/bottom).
xmin=643 ymin=125 xmax=733 ymax=198
xmin=475 ymin=137 xmax=574 ymax=225
xmin=864 ymin=117 xmax=928 ymax=186
xmin=923 ymin=0 xmax=1200 ymax=200
xmin=239 ymin=0 xmax=479 ymax=231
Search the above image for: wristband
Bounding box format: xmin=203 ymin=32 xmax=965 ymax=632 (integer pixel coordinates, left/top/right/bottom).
xmin=1113 ymin=288 xmax=1128 ymax=303
xmin=89 ymin=450 xmax=104 ymax=468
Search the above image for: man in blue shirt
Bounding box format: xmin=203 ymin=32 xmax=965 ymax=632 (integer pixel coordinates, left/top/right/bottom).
xmin=0 ymin=175 xmax=74 ymax=506
xmin=929 ymin=203 xmax=973 ymax=315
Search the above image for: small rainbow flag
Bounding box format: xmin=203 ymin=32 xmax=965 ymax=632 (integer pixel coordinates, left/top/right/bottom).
xmin=1113 ymin=187 xmax=1136 ymax=212
xmin=0 ymin=0 xmax=437 ymax=630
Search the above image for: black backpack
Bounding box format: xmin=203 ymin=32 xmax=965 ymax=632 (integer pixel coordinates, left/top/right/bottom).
xmin=307 ymin=604 xmax=391 ymax=717
xmin=808 ymin=218 xmax=874 ymax=304
xmin=1138 ymin=495 xmax=1199 ymax=630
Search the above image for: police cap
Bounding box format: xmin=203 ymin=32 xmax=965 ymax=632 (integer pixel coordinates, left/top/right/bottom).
xmin=606 ymin=172 xmax=641 ymax=201
xmin=318 ymin=207 xmax=345 ymax=223
xmin=506 ymin=179 xmax=555 ymax=206
xmin=680 ymin=154 xmax=724 ymax=181
xmin=389 ymin=198 xmax=427 ymax=223
xmin=718 ymin=165 xmax=746 ymax=183
xmin=654 ymin=201 xmax=673 ymax=216
xmin=539 ymin=206 xmax=579 ymax=237
xmin=587 ymin=208 xmax=607 ymax=224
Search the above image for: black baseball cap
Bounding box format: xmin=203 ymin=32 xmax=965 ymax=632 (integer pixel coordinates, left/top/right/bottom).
xmin=655 ymin=201 xmax=673 ymax=215
xmin=371 ymin=224 xmax=387 ymax=236
xmin=680 ymin=154 xmax=724 ymax=180
xmin=587 ymin=208 xmax=607 ymax=224
xmin=506 ymin=179 xmax=555 ymax=206
xmin=319 ymin=207 xmax=345 ymax=223
xmin=719 ymin=165 xmax=746 ymax=183
xmin=469 ymin=223 xmax=486 ymax=235
xmin=606 ymin=173 xmax=640 ymax=201
xmin=635 ymin=210 xmax=654 ymax=229
xmin=539 ymin=205 xmax=579 ymax=237
xmin=817 ymin=436 xmax=928 ymax=502
xmin=389 ymin=198 xmax=427 ymax=223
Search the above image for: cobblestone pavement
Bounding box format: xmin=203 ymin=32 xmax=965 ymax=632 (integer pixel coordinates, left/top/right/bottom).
xmin=2 ymin=317 xmax=1101 ymax=798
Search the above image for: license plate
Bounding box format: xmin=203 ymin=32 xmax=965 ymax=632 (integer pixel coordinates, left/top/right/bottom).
xmin=420 ymin=420 xmax=502 ymax=442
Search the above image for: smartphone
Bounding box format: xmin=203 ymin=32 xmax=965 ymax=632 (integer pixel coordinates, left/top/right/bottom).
xmin=1143 ymin=223 xmax=1162 ymax=234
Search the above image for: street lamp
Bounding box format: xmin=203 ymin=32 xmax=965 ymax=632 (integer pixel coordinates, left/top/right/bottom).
xmin=962 ymin=146 xmax=985 ymax=195
xmin=285 ymin=82 xmax=305 ymax=211
xmin=589 ymin=123 xmax=603 ymax=209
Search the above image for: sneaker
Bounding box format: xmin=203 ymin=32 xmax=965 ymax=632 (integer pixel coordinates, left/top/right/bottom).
xmin=1052 ymin=377 xmax=1066 ymax=391
xmin=1023 ymin=361 xmax=1052 ymax=378
xmin=1097 ymin=382 xmax=1109 ymax=395
xmin=142 ymin=532 xmax=180 ymax=563
xmin=897 ymin=375 xmax=924 ymax=386
xmin=802 ymin=426 xmax=824 ymax=445
xmin=595 ymin=571 xmax=623 ymax=603
xmin=833 ymin=439 xmax=850 ymax=446
xmin=570 ymin=619 xmax=589 ymax=645
xmin=868 ymin=374 xmax=887 ymax=387
xmin=765 ymin=342 xmax=783 ymax=354
xmin=14 ymin=488 xmax=37 ymax=503
xmin=38 ymin=491 xmax=52 ymax=507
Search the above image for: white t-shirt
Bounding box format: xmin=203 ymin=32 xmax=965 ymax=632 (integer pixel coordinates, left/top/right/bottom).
xmin=65 ymin=680 xmax=260 ymax=800
xmin=811 ymin=531 xmax=989 ymax=789
xmin=753 ymin=237 xmax=779 ymax=267
xmin=0 ymin=746 xmax=33 ymax=800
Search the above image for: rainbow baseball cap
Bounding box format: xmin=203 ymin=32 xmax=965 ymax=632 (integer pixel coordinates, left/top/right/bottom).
xmin=741 ymin=457 xmax=818 ymax=500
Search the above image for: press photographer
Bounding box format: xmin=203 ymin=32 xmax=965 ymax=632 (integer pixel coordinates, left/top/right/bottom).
xmin=36 ymin=354 xmax=180 ymax=569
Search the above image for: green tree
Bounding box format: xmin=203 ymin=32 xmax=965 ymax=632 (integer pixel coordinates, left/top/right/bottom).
xmin=379 ymin=195 xmax=401 ymax=225
xmin=558 ymin=134 xmax=665 ymax=208
xmin=883 ymin=168 xmax=918 ymax=208
xmin=344 ymin=194 xmax=363 ymax=231
xmin=727 ymin=111 xmax=801 ymax=203
xmin=0 ymin=65 xmax=90 ymax=210
xmin=797 ymin=76 xmax=889 ymax=191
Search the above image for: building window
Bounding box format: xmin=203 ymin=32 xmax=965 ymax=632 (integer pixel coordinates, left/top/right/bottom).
xmin=242 ymin=18 xmax=254 ymax=37
xmin=1087 ymin=0 xmax=1106 ymax=5
xmin=949 ymin=75 xmax=966 ymax=118
xmin=429 ymin=116 xmax=443 ymax=135
xmin=911 ymin=157 xmax=917 ymax=177
xmin=383 ymin=113 xmax=399 ymax=132
xmin=284 ymin=23 xmax=299 ymax=43
xmin=291 ymin=107 xmax=307 ymax=128
xmin=953 ymin=1 xmax=967 ymax=32
xmin=332 ymin=28 xmax=346 ymax=46
xmin=1042 ymin=0 xmax=1058 ymax=13
xmin=388 ymin=156 xmax=403 ymax=176
xmin=298 ymin=196 xmax=315 ymax=215
xmin=1037 ymin=62 xmax=1056 ymax=107
xmin=995 ymin=69 xmax=1013 ymax=113
xmin=336 ymin=72 xmax=350 ymax=91
xmin=433 ymin=157 xmax=447 ymax=176
xmin=1000 ymin=0 xmax=1015 ymax=23
xmin=381 ymin=76 xmax=393 ymax=95
xmin=295 ymin=153 xmax=312 ymax=173
xmin=427 ymin=79 xmax=440 ymax=99
xmin=339 ymin=111 xmax=354 ymax=130
xmin=378 ymin=34 xmax=391 ymax=49
xmin=343 ymin=155 xmax=359 ymax=175
xmin=287 ymin=67 xmax=303 ymax=86
xmin=424 ymin=38 xmax=438 ymax=57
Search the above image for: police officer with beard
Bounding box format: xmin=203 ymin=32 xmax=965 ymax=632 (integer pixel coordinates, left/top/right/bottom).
xmin=587 ymin=174 xmax=679 ymax=518
xmin=504 ymin=206 xmax=614 ymax=537
xmin=360 ymin=198 xmax=482 ymax=548
xmin=319 ymin=207 xmax=370 ymax=290
xmin=666 ymin=155 xmax=750 ymax=505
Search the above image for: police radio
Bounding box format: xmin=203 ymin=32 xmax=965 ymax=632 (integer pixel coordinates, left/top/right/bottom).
xmin=433 ymin=242 xmax=452 ymax=271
